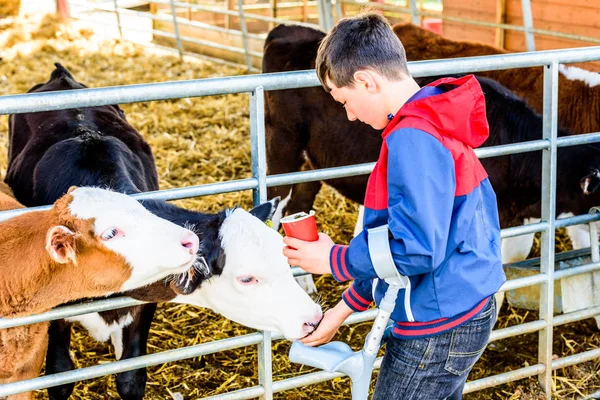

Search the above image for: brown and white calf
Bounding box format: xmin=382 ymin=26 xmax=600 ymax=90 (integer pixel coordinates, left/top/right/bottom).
xmin=0 ymin=186 xmax=199 ymax=400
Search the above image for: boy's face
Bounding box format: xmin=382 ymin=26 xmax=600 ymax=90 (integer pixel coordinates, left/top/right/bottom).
xmin=325 ymin=76 xmax=389 ymax=130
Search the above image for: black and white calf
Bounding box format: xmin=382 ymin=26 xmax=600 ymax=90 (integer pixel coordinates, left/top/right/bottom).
xmin=6 ymin=63 xmax=321 ymax=400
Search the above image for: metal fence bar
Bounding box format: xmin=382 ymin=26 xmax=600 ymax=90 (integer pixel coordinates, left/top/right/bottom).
xmin=5 ymin=167 xmax=600 ymax=225
xmin=323 ymin=0 xmax=334 ymax=29
xmin=237 ymin=0 xmax=254 ymax=71
xmin=0 ymin=309 xmax=379 ymax=396
xmin=112 ymin=0 xmax=123 ymax=38
xmin=334 ymin=0 xmax=342 ymax=21
xmin=189 ymin=348 xmax=600 ymax=400
xmin=552 ymin=348 xmax=600 ymax=370
xmin=490 ymin=320 xmax=547 ymax=342
xmin=487 ymin=305 xmax=600 ymax=344
xmin=501 ymin=222 xmax=548 ymax=239
xmin=476 ymin=140 xmax=548 ymax=158
xmin=538 ymin=61 xmax=559 ymax=397
xmin=500 ymin=273 xmax=547 ymax=291
xmin=251 ymin=87 xmax=268 ymax=205
xmin=520 ymin=0 xmax=536 ymax=51
xmin=463 ymin=364 xmax=546 ymax=394
xmin=2 ymin=45 xmax=600 ymax=397
xmin=203 ymin=386 xmax=265 ymax=400
xmin=6 ymin=48 xmax=600 ymax=115
xmin=249 ymin=85 xmax=273 ymax=399
xmin=257 ymin=332 xmax=273 ymax=400
xmin=555 ymin=262 xmax=600 ymax=280
xmin=203 ymin=359 xmax=386 ymax=400
xmin=554 ymin=306 xmax=600 ymax=326
xmin=556 ymin=132 xmax=600 ymax=148
xmin=0 ymin=272 xmax=590 ymax=395
xmin=8 ymin=293 xmax=593 ymax=399
xmin=587 ymin=210 xmax=600 ymax=318
xmin=6 ymin=251 xmax=598 ymax=331
xmin=2 ymin=153 xmax=600 ymax=223
xmin=409 ymin=0 xmax=419 ymax=25
xmin=0 ymin=333 xmax=266 ymax=397
xmin=168 ymin=0 xmax=185 ymax=58
xmin=555 ymin=213 xmax=600 ymax=229
xmin=0 ymin=297 xmax=145 ymax=329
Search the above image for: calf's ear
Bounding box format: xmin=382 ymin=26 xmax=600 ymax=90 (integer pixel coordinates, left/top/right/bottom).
xmin=46 ymin=226 xmax=78 ymax=265
xmin=581 ymin=169 xmax=600 ymax=195
xmin=249 ymin=197 xmax=281 ymax=222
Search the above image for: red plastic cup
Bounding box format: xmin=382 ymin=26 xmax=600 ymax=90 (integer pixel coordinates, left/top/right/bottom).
xmin=281 ymin=211 xmax=319 ymax=243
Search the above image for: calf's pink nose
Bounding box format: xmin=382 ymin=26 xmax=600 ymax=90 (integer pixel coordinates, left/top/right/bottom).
xmin=302 ymin=312 xmax=323 ymax=334
xmin=181 ymin=231 xmax=199 ymax=256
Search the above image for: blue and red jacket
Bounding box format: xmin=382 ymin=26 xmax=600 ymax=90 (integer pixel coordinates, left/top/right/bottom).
xmin=329 ymin=75 xmax=506 ymax=339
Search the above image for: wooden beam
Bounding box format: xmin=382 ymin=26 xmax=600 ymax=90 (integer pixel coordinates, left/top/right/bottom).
xmin=269 ymin=0 xmax=277 ymax=30
xmin=495 ymin=0 xmax=507 ymax=48
xmin=226 ymin=0 xmax=236 ymax=29
xmin=303 ymin=0 xmax=308 ymax=22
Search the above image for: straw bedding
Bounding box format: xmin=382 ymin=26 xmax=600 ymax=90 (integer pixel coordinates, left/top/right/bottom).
xmin=0 ymin=0 xmax=19 ymax=19
xmin=1 ymin=13 xmax=599 ymax=399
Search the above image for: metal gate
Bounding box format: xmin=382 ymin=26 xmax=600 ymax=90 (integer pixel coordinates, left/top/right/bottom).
xmin=1 ymin=46 xmax=600 ymax=399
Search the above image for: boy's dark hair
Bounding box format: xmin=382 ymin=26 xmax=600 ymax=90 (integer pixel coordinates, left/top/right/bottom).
xmin=316 ymin=12 xmax=409 ymax=91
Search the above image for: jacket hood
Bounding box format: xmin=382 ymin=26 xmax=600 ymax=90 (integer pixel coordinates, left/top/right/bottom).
xmin=384 ymin=75 xmax=489 ymax=148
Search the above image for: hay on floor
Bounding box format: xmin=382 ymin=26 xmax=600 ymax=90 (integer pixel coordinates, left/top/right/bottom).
xmin=0 ymin=13 xmax=599 ymax=400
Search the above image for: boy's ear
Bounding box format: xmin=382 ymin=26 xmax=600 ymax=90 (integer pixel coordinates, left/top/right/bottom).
xmin=353 ymin=70 xmax=377 ymax=93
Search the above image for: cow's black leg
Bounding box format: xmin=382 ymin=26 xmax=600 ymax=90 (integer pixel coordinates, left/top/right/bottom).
xmin=114 ymin=303 xmax=157 ymax=400
xmin=46 ymin=319 xmax=76 ymax=400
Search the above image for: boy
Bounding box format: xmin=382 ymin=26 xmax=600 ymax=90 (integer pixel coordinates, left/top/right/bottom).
xmin=282 ymin=12 xmax=506 ymax=400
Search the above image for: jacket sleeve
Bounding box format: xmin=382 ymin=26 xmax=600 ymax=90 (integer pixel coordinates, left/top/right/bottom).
xmin=341 ymin=279 xmax=374 ymax=312
xmin=329 ymin=128 xmax=456 ymax=282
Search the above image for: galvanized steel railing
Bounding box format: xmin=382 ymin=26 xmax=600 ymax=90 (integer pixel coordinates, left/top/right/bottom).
xmin=2 ymin=47 xmax=600 ymax=399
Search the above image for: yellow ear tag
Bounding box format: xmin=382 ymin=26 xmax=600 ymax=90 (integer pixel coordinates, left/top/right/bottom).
xmin=265 ymin=219 xmax=273 ymax=228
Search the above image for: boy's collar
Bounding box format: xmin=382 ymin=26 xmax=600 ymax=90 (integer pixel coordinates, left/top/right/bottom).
xmin=405 ymin=85 xmax=445 ymax=104
xmin=386 ymin=85 xmax=442 ymax=122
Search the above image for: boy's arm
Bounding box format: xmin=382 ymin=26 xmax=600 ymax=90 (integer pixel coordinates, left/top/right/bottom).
xmin=341 ymin=279 xmax=374 ymax=312
xmin=330 ymin=128 xmax=456 ymax=282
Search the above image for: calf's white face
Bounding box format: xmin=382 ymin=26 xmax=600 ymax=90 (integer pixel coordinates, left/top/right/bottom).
xmin=175 ymin=208 xmax=322 ymax=340
xmin=68 ymin=187 xmax=200 ymax=290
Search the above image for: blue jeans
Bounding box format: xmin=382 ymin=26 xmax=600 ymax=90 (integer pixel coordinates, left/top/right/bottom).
xmin=373 ymin=297 xmax=496 ymax=400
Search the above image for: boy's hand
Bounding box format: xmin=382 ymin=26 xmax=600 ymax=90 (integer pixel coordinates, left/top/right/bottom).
xmin=300 ymin=300 xmax=354 ymax=346
xmin=283 ymin=233 xmax=334 ymax=275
